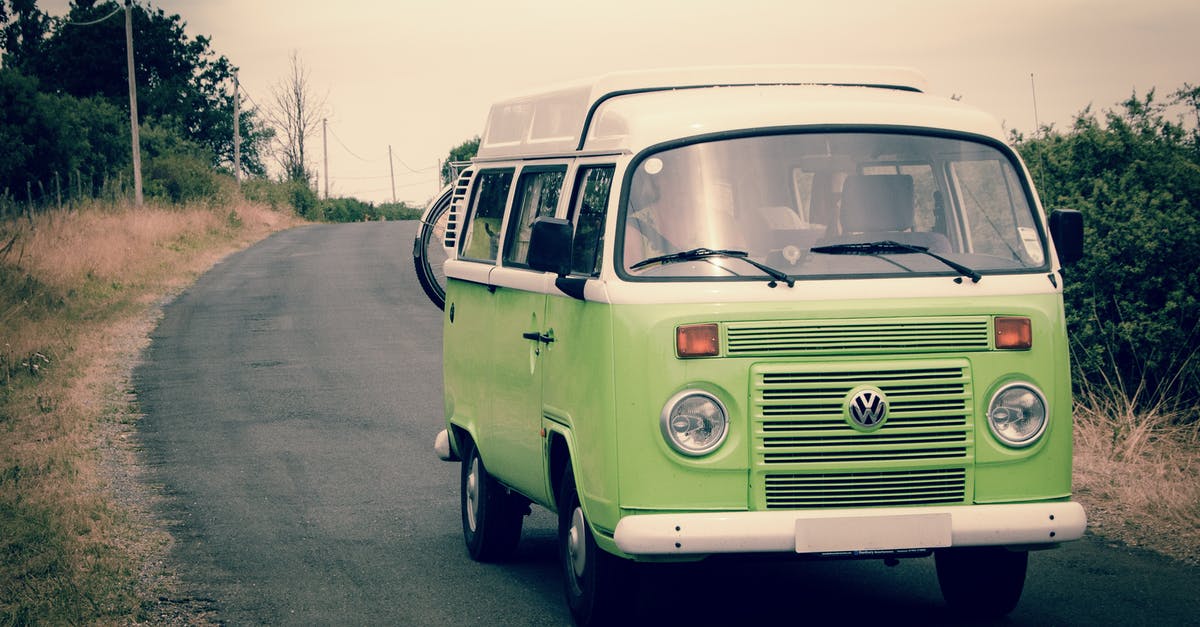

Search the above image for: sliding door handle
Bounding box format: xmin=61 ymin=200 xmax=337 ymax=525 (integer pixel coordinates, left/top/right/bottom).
xmin=521 ymin=331 xmax=555 ymax=344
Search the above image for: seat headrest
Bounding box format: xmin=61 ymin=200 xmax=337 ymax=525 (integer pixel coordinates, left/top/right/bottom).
xmin=840 ymin=174 xmax=915 ymax=232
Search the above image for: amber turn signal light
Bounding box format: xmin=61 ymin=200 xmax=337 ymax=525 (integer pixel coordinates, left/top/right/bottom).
xmin=677 ymin=323 xmax=720 ymax=358
xmin=995 ymin=316 xmax=1032 ymax=350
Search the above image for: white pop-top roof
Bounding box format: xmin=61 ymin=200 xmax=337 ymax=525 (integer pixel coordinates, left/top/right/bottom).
xmin=474 ymin=65 xmax=1000 ymax=160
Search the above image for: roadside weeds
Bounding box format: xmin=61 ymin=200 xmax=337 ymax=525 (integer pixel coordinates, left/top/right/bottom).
xmin=1073 ymin=396 xmax=1200 ymax=566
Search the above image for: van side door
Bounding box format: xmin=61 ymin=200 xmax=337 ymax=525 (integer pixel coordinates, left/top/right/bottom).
xmin=485 ymin=165 xmax=568 ymax=503
xmin=539 ymin=163 xmax=618 ymax=510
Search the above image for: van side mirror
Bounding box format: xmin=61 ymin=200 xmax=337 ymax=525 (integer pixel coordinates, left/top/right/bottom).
xmin=1049 ymin=209 xmax=1084 ymax=266
xmin=527 ymin=217 xmax=573 ymax=276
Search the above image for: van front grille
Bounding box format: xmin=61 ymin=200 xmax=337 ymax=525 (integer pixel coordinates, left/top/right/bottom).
xmin=727 ymin=318 xmax=990 ymax=356
xmin=765 ymin=468 xmax=967 ymax=508
xmin=752 ymin=361 xmax=972 ymax=467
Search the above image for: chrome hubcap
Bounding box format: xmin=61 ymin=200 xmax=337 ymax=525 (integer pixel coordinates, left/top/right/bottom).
xmin=466 ymin=458 xmax=480 ymax=532
xmin=568 ymin=506 xmax=587 ymax=578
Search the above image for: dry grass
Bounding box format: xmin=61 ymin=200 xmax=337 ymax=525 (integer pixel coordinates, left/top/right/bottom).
xmin=1072 ymin=384 xmax=1200 ymax=565
xmin=1 ymin=199 xmax=300 ymax=623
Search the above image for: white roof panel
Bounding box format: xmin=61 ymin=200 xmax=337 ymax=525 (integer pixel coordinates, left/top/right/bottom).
xmin=474 ymin=66 xmax=1003 ymax=160
xmin=585 ymin=85 xmax=1006 ymax=153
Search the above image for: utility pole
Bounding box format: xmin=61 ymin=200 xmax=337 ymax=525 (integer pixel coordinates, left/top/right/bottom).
xmin=388 ymin=145 xmax=396 ymax=204
xmin=322 ymin=117 xmax=329 ymax=199
xmin=233 ymin=71 xmax=241 ymax=184
xmin=1030 ymin=73 xmax=1041 ymax=136
xmin=124 ymin=0 xmax=143 ymax=205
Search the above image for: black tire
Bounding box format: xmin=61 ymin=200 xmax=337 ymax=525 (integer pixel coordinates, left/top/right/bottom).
xmin=935 ymin=546 xmax=1028 ymax=618
xmin=413 ymin=188 xmax=453 ymax=310
xmin=460 ymin=442 xmax=524 ymax=562
xmin=557 ymin=465 xmax=633 ymax=626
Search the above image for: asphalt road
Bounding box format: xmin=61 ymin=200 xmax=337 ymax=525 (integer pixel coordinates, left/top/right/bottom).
xmin=134 ymin=221 xmax=1200 ymax=626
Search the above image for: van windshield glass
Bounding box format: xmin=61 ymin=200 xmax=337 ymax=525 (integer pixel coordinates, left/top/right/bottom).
xmin=620 ymin=132 xmax=1047 ymax=280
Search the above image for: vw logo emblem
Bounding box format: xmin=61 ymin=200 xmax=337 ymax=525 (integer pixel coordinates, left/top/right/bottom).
xmin=846 ymin=387 xmax=888 ymax=429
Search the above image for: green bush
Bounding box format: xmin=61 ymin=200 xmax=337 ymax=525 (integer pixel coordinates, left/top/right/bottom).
xmin=288 ymin=181 xmax=322 ymax=221
xmin=322 ymin=197 xmax=369 ymax=223
xmin=239 ymin=178 xmax=289 ymax=209
xmin=139 ymin=121 xmax=231 ymax=204
xmin=1015 ymin=87 xmax=1200 ymax=417
xmin=376 ymin=201 xmax=423 ymax=221
xmin=240 ymin=178 xmax=322 ymax=219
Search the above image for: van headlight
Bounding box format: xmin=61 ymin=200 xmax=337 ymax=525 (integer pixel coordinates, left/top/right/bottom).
xmin=987 ymin=383 xmax=1048 ymax=447
xmin=660 ymin=390 xmax=728 ymax=456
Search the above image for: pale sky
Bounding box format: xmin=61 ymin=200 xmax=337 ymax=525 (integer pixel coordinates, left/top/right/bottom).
xmin=40 ymin=0 xmax=1200 ymax=205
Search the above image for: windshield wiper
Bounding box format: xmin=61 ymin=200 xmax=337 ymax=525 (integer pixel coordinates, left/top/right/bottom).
xmin=630 ymin=247 xmax=796 ymax=288
xmin=811 ymin=241 xmax=982 ymax=283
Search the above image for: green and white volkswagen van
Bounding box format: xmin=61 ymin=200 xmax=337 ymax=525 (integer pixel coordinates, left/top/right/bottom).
xmin=418 ymin=66 xmax=1086 ymax=624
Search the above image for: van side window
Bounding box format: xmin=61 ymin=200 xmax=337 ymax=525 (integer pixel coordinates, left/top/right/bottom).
xmin=504 ymin=168 xmax=566 ymax=266
xmin=460 ymin=169 xmax=513 ymax=262
xmin=569 ymin=166 xmax=614 ymax=276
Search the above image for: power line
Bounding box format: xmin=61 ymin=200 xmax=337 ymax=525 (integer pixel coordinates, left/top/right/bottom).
xmin=227 ymin=81 xmax=437 ymax=199
xmin=62 ymin=6 xmax=123 ymax=26
xmin=327 ymin=124 xmax=377 ymax=163
xmin=235 ymin=78 xmax=264 ymax=113
xmin=390 ymin=152 xmax=437 ymax=174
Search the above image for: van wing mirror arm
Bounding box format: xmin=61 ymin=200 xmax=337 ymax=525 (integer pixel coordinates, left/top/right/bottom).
xmin=555 ymin=276 xmax=587 ymax=301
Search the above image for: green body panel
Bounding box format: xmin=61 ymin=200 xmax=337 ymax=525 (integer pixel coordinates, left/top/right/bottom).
xmin=484 ymin=285 xmax=550 ymax=504
xmin=445 ymin=279 xmax=1074 ymax=540
xmin=539 ymin=291 xmax=622 ymax=528
xmin=442 ymin=279 xmax=493 ymax=454
xmin=602 ymin=293 xmax=1074 ymax=517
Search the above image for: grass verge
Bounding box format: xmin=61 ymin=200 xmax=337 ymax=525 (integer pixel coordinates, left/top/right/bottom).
xmin=1072 ymin=384 xmax=1200 ymax=565
xmin=1 ymin=200 xmax=301 ymax=624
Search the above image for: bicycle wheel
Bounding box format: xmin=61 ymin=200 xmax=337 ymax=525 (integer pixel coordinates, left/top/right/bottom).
xmin=413 ymin=187 xmax=453 ymax=310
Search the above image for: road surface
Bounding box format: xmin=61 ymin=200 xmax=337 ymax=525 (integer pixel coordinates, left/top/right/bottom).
xmin=134 ymin=221 xmax=1200 ymax=625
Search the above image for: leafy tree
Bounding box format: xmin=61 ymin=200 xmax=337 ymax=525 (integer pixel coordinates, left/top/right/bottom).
xmin=1015 ymin=89 xmax=1200 ymax=415
xmin=2 ymin=0 xmax=268 ymax=178
xmin=440 ymin=135 xmax=479 ymax=185
xmin=0 ymin=0 xmax=49 ymax=73
xmin=0 ymin=67 xmax=128 ymax=201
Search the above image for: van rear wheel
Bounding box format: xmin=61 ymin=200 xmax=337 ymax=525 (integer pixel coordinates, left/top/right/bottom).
xmin=935 ymin=546 xmax=1028 ymax=618
xmin=557 ymin=465 xmax=632 ymax=625
xmin=460 ymin=443 xmax=523 ymax=562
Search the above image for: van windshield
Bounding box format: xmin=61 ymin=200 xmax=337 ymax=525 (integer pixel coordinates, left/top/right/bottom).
xmin=620 ymin=132 xmax=1047 ymax=280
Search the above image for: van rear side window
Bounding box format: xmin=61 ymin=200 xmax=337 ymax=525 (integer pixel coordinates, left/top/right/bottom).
xmin=460 ymin=169 xmax=513 ymax=262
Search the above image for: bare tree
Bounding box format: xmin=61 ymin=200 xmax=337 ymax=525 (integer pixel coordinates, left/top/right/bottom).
xmin=267 ymin=51 xmax=326 ymax=184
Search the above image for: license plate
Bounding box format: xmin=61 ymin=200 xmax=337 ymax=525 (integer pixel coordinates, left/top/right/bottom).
xmin=795 ymin=513 xmax=952 ymax=553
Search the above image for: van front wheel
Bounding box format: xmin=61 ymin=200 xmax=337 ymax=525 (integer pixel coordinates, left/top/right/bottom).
xmin=935 ymin=546 xmax=1028 ymax=618
xmin=461 ymin=444 xmax=523 ymax=562
xmin=557 ymin=466 xmax=632 ymax=625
